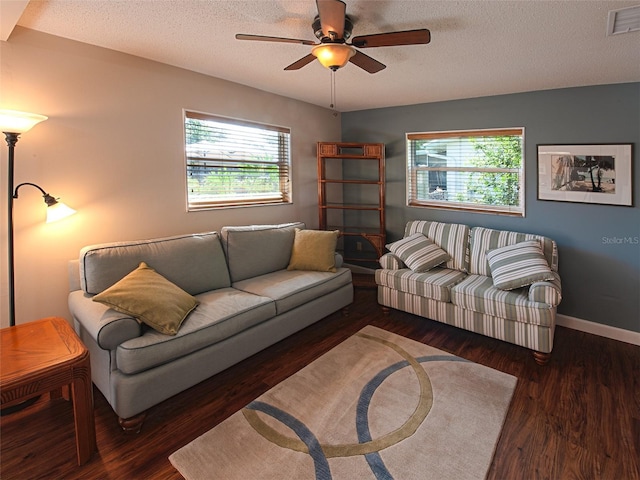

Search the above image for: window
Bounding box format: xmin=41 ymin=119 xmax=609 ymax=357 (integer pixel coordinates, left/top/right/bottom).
xmin=184 ymin=111 xmax=291 ymax=210
xmin=407 ymin=128 xmax=524 ymax=216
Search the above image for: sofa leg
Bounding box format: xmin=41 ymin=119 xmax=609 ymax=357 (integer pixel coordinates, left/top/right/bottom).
xmin=532 ymin=351 xmax=551 ymax=366
xmin=118 ymin=412 xmax=147 ymax=434
xmin=381 ymin=306 xmax=391 ymax=315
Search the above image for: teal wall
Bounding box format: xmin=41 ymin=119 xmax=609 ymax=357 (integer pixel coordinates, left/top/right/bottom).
xmin=342 ymin=83 xmax=640 ymax=333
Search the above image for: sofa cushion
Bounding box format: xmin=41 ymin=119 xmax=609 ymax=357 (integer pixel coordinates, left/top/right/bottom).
xmin=80 ymin=231 xmax=230 ymax=295
xmin=386 ymin=234 xmax=451 ymax=272
xmin=469 ymin=227 xmax=558 ymax=276
xmin=92 ymin=262 xmax=198 ymax=335
xmin=450 ymin=275 xmax=555 ymax=326
xmin=487 ymin=240 xmax=555 ymax=290
xmin=221 ymin=222 xmax=304 ymax=282
xmin=287 ymin=229 xmax=338 ymax=272
xmin=233 ymin=267 xmax=352 ymax=315
xmin=116 ymin=288 xmax=276 ymax=375
xmin=375 ymin=267 xmax=467 ymax=303
xmin=404 ymin=221 xmax=470 ymax=272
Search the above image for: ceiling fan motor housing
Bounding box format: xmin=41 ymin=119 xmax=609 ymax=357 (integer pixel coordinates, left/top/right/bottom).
xmin=313 ymin=14 xmax=353 ymax=41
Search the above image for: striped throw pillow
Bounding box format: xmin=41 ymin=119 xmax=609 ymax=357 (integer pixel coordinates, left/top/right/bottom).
xmin=386 ymin=233 xmax=451 ymax=272
xmin=486 ymin=240 xmax=555 ymax=290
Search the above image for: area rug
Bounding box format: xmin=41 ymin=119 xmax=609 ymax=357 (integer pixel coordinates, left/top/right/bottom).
xmin=169 ymin=325 xmax=517 ymax=480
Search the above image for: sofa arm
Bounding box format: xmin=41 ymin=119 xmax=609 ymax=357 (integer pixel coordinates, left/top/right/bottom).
xmin=379 ymin=253 xmax=405 ymax=270
xmin=68 ymin=290 xmax=142 ymax=350
xmin=528 ymin=272 xmax=562 ymax=306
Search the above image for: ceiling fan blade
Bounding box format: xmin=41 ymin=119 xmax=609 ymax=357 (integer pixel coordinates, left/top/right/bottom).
xmin=235 ymin=34 xmax=316 ymax=46
xmin=316 ymin=0 xmax=346 ymax=39
xmin=284 ymin=54 xmax=317 ymax=71
xmin=348 ymin=50 xmax=386 ymax=74
xmin=351 ymin=29 xmax=431 ymax=48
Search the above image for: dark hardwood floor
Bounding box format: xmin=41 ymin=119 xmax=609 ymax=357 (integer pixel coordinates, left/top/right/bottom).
xmin=2 ymin=286 xmax=639 ymax=479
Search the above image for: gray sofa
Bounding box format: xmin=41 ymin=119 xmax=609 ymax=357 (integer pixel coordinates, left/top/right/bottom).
xmin=68 ymin=222 xmax=353 ymax=432
xmin=376 ymin=220 xmax=562 ymax=365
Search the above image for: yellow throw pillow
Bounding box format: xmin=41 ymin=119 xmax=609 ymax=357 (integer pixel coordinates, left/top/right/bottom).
xmin=92 ymin=262 xmax=198 ymax=335
xmin=287 ymin=228 xmax=339 ymax=272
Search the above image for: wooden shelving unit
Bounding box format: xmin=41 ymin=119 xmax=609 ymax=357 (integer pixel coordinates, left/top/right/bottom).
xmin=317 ymin=142 xmax=385 ymax=267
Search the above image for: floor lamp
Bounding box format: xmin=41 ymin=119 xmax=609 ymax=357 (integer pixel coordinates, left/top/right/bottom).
xmin=1 ymin=109 xmax=76 ymax=327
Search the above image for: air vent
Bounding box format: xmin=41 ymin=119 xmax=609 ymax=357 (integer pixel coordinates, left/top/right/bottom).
xmin=607 ymin=5 xmax=640 ymax=35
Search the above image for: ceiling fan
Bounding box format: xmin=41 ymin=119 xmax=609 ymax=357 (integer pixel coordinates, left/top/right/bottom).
xmin=236 ymin=0 xmax=431 ymax=73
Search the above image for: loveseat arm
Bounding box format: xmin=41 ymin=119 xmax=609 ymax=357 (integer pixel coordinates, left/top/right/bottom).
xmin=379 ymin=253 xmax=405 ymax=270
xmin=68 ymin=290 xmax=142 ymax=350
xmin=528 ymin=272 xmax=562 ymax=307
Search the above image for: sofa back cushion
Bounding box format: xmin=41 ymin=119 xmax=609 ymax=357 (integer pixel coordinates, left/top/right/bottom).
xmin=404 ymin=221 xmax=470 ymax=272
xmin=220 ymin=222 xmax=304 ymax=282
xmin=469 ymin=226 xmax=559 ymax=276
xmin=80 ymin=231 xmax=230 ymax=296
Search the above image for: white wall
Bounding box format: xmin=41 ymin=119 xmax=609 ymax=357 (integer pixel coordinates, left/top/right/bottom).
xmin=0 ymin=27 xmax=341 ymax=327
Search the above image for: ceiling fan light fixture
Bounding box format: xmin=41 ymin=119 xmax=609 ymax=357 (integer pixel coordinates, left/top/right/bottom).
xmin=311 ymin=43 xmax=355 ymax=70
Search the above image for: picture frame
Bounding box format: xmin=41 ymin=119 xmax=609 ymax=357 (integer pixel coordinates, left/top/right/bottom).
xmin=537 ymin=144 xmax=633 ymax=206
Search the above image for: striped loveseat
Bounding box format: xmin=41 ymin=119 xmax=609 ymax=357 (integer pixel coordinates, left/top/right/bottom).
xmin=376 ymin=221 xmax=562 ymax=365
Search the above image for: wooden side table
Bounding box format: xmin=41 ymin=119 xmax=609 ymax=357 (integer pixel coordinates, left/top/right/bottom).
xmin=0 ymin=316 xmax=97 ymax=465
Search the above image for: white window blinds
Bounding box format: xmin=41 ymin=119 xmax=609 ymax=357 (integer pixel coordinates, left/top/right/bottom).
xmin=185 ymin=111 xmax=291 ymax=210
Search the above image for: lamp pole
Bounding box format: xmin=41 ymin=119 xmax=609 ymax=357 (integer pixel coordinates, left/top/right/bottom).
xmin=1 ymin=110 xmax=50 ymax=327
xmin=5 ymin=132 xmax=19 ymax=327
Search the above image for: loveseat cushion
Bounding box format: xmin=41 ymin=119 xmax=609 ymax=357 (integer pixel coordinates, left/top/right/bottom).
xmin=450 ymin=275 xmax=555 ymax=326
xmin=232 ymin=267 xmax=352 ymax=315
xmin=404 ymin=221 xmax=470 ymax=272
xmin=115 ymin=288 xmax=275 ymax=375
xmin=376 ymin=267 xmax=467 ymax=303
xmin=80 ymin=232 xmax=230 ymax=295
xmin=469 ymin=227 xmax=558 ymax=276
xmin=221 ymin=222 xmax=304 ymax=282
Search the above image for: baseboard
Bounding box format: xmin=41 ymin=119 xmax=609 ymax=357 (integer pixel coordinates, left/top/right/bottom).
xmin=556 ymin=314 xmax=640 ymax=346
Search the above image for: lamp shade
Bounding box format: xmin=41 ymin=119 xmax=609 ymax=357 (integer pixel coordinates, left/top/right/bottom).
xmin=311 ymin=44 xmax=356 ymax=70
xmin=0 ymin=109 xmax=48 ymax=134
xmin=46 ymin=201 xmax=76 ymax=223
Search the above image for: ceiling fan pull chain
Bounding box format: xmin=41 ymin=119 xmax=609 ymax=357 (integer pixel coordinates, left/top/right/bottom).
xmin=330 ymin=69 xmax=336 ymax=111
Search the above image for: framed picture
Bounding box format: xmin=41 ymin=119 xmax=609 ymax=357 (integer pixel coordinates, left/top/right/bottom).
xmin=537 ymin=144 xmax=633 ymax=206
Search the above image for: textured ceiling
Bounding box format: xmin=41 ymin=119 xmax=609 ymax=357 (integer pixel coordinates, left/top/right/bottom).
xmin=6 ymin=0 xmax=640 ymax=112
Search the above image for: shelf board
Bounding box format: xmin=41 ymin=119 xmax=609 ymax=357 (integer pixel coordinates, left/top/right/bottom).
xmin=320 ymin=179 xmax=382 ymax=184
xmin=319 ymin=155 xmax=382 ymax=160
xmin=321 ymin=204 xmax=382 ymax=211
